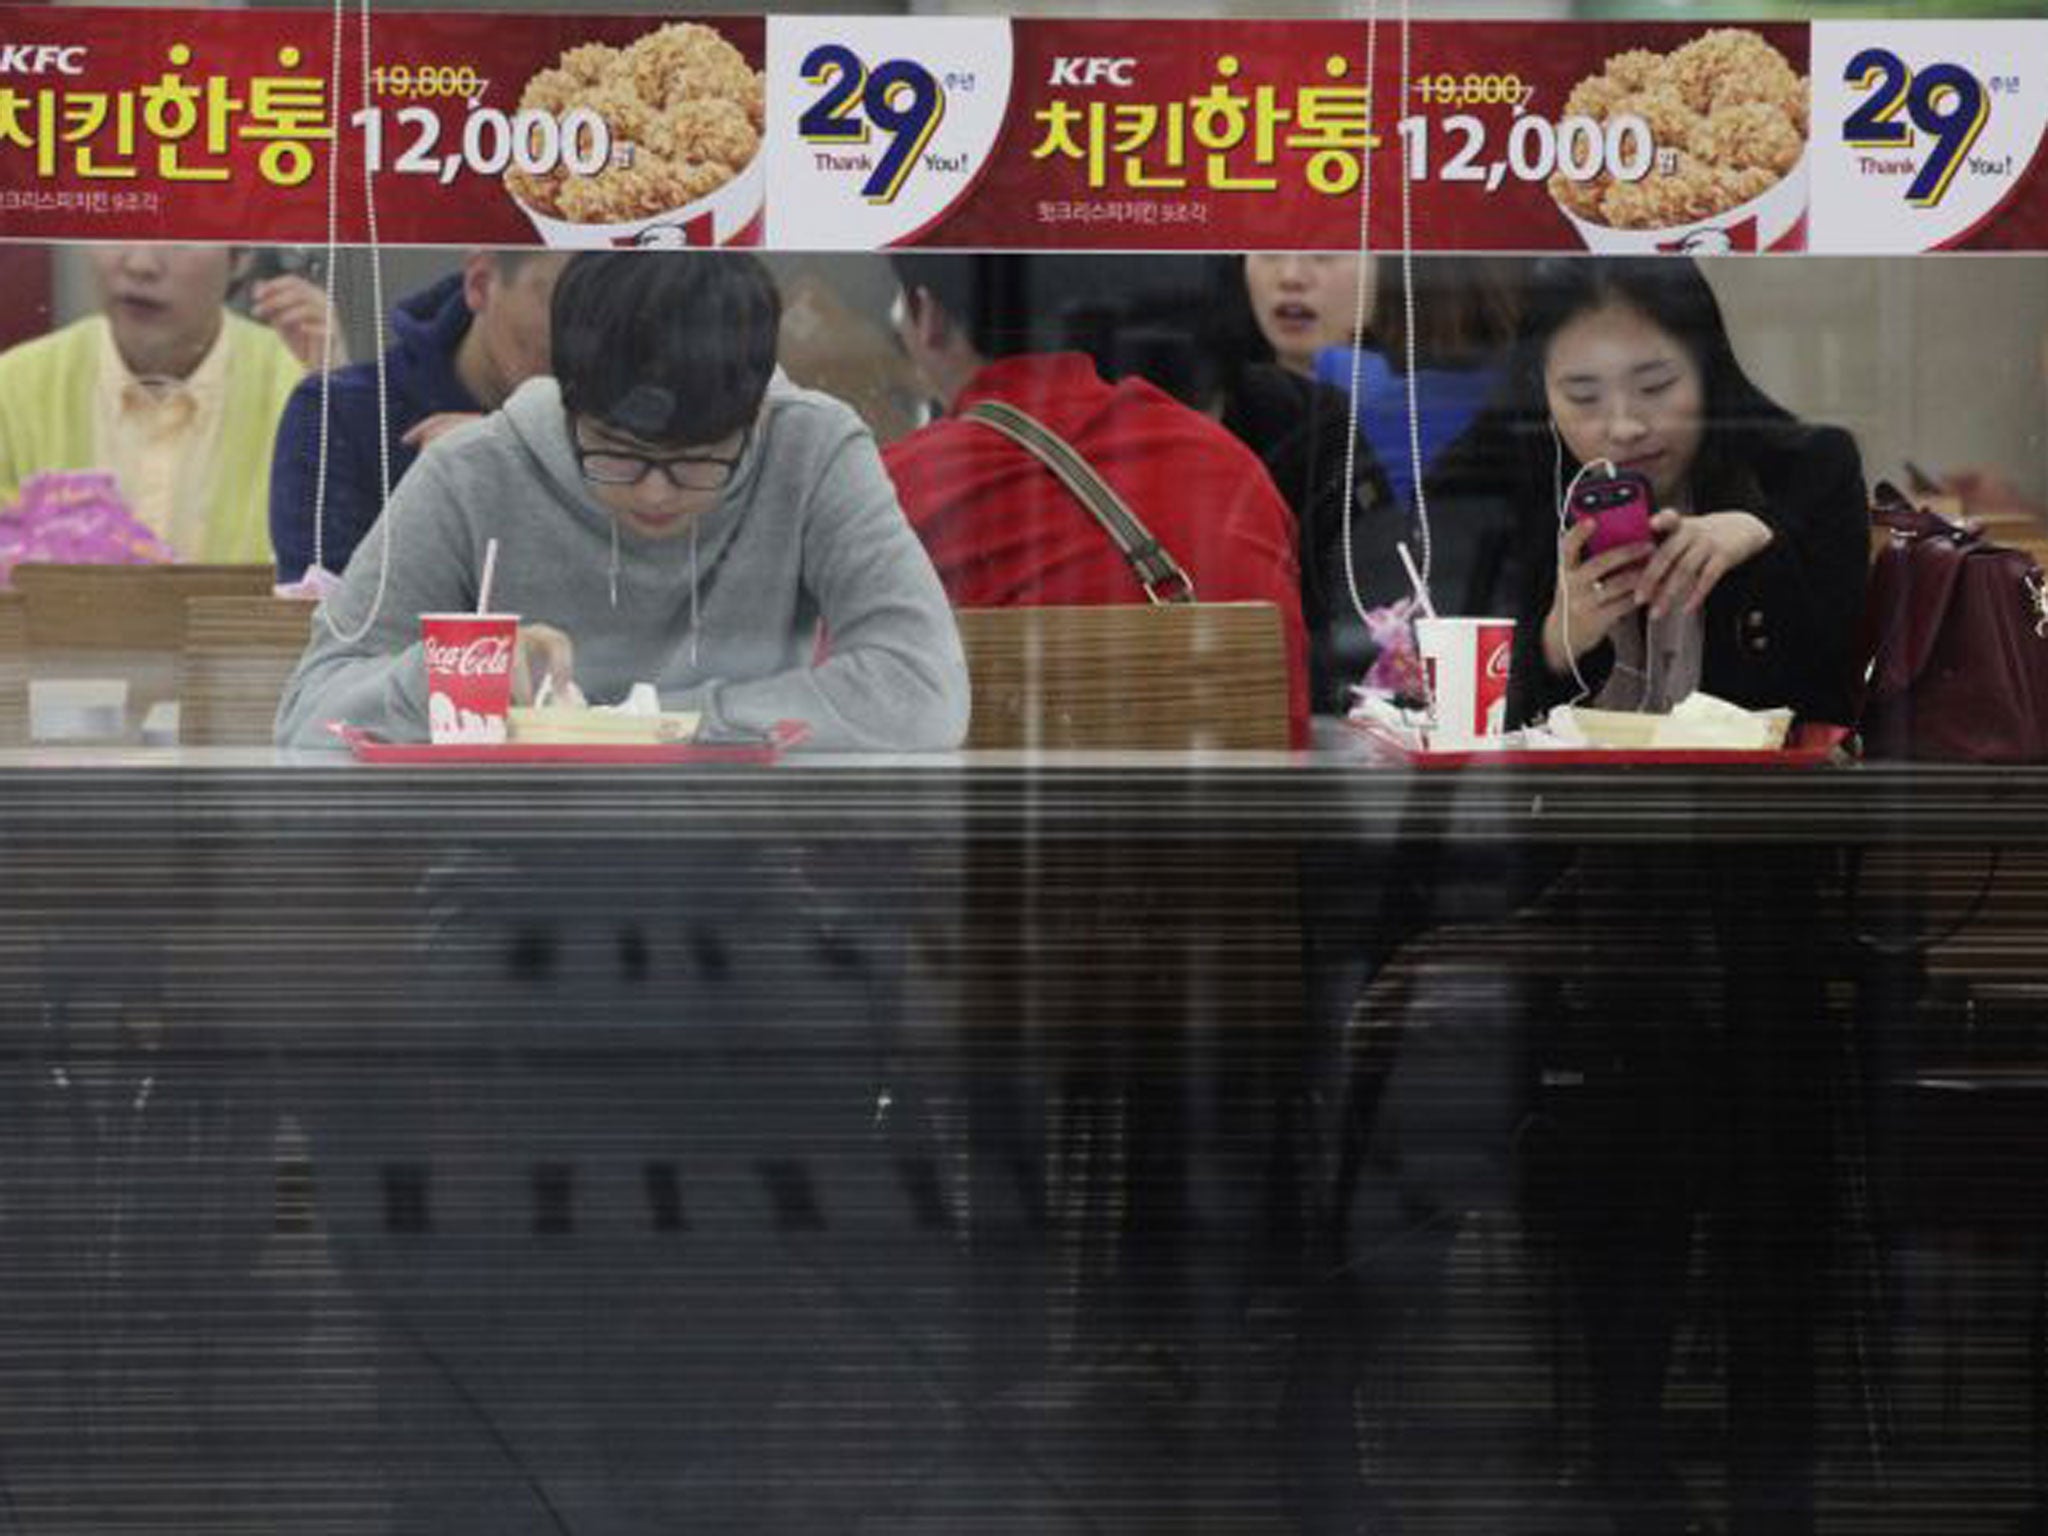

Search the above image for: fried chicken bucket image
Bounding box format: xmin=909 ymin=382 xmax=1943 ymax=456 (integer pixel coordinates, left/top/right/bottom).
xmin=1548 ymin=29 xmax=1810 ymax=253
xmin=505 ymin=23 xmax=765 ymax=249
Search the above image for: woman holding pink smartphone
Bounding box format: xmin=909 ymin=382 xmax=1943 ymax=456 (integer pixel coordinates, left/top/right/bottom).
xmin=1500 ymin=257 xmax=1867 ymax=727
xmin=1407 ymin=257 xmax=1870 ymax=1536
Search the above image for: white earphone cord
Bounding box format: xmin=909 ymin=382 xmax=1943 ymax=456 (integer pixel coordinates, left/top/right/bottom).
xmin=1554 ymin=445 xmax=1623 ymax=710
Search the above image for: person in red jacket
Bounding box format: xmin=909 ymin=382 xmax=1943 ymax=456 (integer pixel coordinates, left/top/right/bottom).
xmin=881 ymin=253 xmax=1313 ymax=747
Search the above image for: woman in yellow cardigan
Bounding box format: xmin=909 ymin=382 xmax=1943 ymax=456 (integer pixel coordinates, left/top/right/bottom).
xmin=0 ymin=245 xmax=337 ymax=565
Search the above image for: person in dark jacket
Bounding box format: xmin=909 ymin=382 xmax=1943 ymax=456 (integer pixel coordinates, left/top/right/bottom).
xmin=1211 ymin=255 xmax=1526 ymax=709
xmin=1422 ymin=256 xmax=1867 ymax=1536
xmin=1193 ymin=257 xmax=1398 ymax=713
xmin=268 ymin=250 xmax=566 ymax=583
xmin=1426 ymin=256 xmax=1868 ymax=730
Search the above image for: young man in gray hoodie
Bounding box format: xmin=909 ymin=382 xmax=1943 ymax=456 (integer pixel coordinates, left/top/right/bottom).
xmin=275 ymin=251 xmax=969 ymax=752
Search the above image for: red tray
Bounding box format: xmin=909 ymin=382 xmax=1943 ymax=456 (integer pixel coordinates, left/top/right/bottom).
xmin=329 ymin=719 xmax=807 ymax=766
xmin=1345 ymin=717 xmax=1848 ymax=769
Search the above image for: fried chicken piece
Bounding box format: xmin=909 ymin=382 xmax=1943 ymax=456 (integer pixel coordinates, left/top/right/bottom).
xmin=1694 ymin=99 xmax=1803 ymax=177
xmin=559 ymin=44 xmax=619 ymax=86
xmin=511 ymin=22 xmax=762 ymax=224
xmin=1665 ymin=29 xmax=1792 ymax=115
xmin=1614 ymin=86 xmax=1709 ymax=156
xmin=1602 ymin=48 xmax=1666 ymax=93
xmin=663 ymin=97 xmax=759 ymax=170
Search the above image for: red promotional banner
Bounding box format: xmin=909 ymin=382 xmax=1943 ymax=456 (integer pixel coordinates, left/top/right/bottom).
xmin=765 ymin=18 xmax=1812 ymax=254
xmin=0 ymin=8 xmax=766 ymax=247
xmin=2 ymin=9 xmax=2046 ymax=253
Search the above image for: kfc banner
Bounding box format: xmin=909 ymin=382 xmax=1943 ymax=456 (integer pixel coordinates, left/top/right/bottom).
xmin=1810 ymin=20 xmax=2048 ymax=252
xmin=767 ymin=19 xmax=1814 ymax=253
xmin=0 ymin=9 xmax=767 ymax=247
xmin=2 ymin=8 xmax=2047 ymax=253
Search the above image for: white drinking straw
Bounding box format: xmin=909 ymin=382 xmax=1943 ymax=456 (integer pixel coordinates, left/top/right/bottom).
xmin=476 ymin=537 xmax=500 ymax=616
xmin=1397 ymin=540 xmax=1436 ymax=619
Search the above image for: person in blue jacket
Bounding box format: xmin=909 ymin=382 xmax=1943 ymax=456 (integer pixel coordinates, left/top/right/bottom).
xmin=1299 ymin=256 xmax=1523 ymax=518
xmin=268 ymin=250 xmax=567 ymax=583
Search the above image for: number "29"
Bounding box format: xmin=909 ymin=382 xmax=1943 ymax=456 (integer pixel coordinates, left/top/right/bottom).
xmin=799 ymin=43 xmax=947 ymax=205
xmin=1842 ymin=45 xmax=1989 ymax=208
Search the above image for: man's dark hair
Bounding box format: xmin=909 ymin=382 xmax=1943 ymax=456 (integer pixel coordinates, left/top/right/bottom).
xmin=894 ymin=254 xmax=1186 ymax=363
xmin=552 ymin=252 xmax=780 ymax=445
xmin=889 ymin=253 xmax=1034 ymax=361
xmin=1369 ymin=256 xmax=1524 ymax=374
xmin=891 ymin=253 xmax=1220 ymax=400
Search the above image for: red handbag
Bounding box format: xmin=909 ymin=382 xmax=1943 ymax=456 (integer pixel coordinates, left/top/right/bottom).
xmin=1858 ymin=481 xmax=2048 ymax=762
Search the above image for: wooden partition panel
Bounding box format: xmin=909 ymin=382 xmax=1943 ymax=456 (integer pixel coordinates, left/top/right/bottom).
xmin=13 ymin=564 xmax=276 ymax=653
xmin=953 ymin=602 xmax=1290 ymax=752
xmin=178 ymin=596 xmax=316 ymax=746
xmin=10 ymin=564 xmax=276 ymax=732
xmin=0 ymin=593 xmax=25 ymax=747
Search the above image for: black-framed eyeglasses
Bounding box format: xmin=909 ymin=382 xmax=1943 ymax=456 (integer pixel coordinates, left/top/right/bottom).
xmin=573 ymin=425 xmax=751 ymax=492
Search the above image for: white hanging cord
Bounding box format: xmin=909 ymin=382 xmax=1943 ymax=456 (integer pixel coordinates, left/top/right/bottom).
xmin=321 ymin=0 xmax=396 ymax=643
xmin=308 ymin=0 xmax=343 ymax=579
xmin=1337 ymin=0 xmax=1381 ymax=633
xmin=1398 ymin=0 xmax=1432 ymax=587
xmin=360 ymin=0 xmax=390 ymax=520
xmin=688 ymin=515 xmax=701 ymax=668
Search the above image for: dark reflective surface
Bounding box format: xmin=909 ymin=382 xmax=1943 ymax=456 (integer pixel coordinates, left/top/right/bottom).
xmin=0 ymin=758 xmax=2045 ymax=1533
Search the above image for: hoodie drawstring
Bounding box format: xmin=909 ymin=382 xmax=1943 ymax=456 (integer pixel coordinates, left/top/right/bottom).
xmin=608 ymin=514 xmax=620 ymax=609
xmin=608 ymin=512 xmax=700 ymax=671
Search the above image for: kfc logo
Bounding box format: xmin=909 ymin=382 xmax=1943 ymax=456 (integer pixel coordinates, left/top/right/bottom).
xmin=1048 ymin=56 xmax=1136 ymax=87
xmin=627 ymin=209 xmax=716 ymax=248
xmin=0 ymin=44 xmax=86 ymax=76
xmin=425 ymin=635 xmax=514 ymax=678
xmin=1660 ymin=217 xmax=1756 ymax=255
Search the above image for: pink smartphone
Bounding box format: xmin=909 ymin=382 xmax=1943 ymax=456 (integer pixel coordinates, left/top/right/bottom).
xmin=1570 ymin=468 xmax=1655 ymax=557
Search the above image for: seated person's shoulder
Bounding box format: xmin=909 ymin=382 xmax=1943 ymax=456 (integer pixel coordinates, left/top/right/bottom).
xmin=1803 ymin=423 xmax=1862 ymax=480
xmin=1226 ymin=364 xmax=1377 ymax=465
xmin=1107 ymin=371 xmax=1268 ymax=465
xmin=1225 ymin=362 xmax=1331 ymax=439
xmin=228 ymin=308 xmax=293 ymax=354
xmin=1417 ymin=409 xmax=1530 ymax=504
xmin=280 ymin=346 xmax=384 ymax=416
xmin=226 ymin=309 xmax=315 ymax=401
xmin=1758 ymin=422 xmax=1864 ymax=505
xmin=758 ymin=373 xmax=878 ymax=461
xmin=368 ymin=375 xmax=542 ymax=486
xmin=411 ymin=404 xmax=509 ymax=467
xmin=761 ymin=372 xmax=869 ymax=430
xmin=0 ymin=313 xmax=99 ymax=383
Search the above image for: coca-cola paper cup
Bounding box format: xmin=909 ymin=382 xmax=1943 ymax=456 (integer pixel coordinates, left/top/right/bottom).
xmin=422 ymin=613 xmax=518 ymax=745
xmin=1416 ymin=617 xmax=1516 ymax=750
